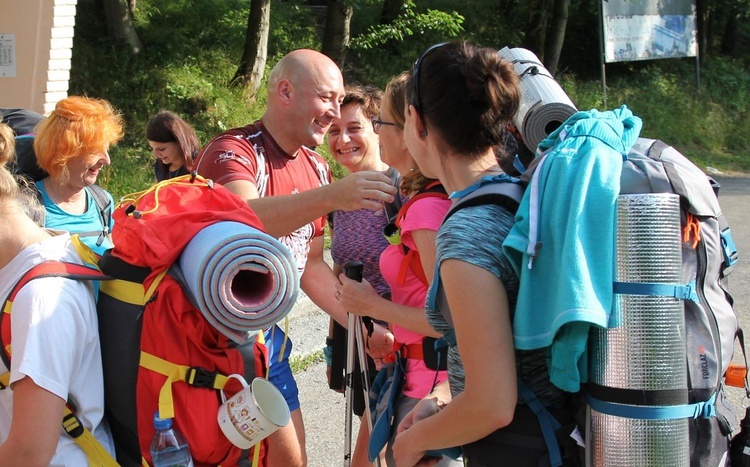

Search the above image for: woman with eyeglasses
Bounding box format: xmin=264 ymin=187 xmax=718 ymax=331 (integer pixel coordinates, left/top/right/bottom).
xmin=33 ymin=96 xmax=123 ymax=256
xmin=392 ymin=42 xmax=571 ymax=467
xmin=336 ymin=73 xmax=458 ymax=466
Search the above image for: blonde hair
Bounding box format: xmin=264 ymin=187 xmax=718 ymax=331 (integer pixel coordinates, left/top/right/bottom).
xmin=1 ymin=122 xmax=45 ymax=224
xmin=0 ymin=123 xmax=18 ymax=200
xmin=383 ymin=72 xmax=437 ymax=195
xmin=34 ymin=96 xmax=124 ymax=182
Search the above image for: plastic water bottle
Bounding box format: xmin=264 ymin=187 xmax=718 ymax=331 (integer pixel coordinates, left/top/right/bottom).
xmin=150 ymin=412 xmax=194 ymax=467
xmin=731 ymin=407 xmax=750 ymax=467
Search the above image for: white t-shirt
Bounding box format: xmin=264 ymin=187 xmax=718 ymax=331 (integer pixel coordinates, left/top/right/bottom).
xmin=0 ymin=231 xmax=114 ymax=466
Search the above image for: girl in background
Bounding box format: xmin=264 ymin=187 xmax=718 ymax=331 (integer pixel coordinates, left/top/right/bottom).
xmin=146 ymin=110 xmax=199 ymax=181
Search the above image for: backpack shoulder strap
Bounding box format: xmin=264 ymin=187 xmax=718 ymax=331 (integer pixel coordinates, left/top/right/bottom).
xmin=2 ymin=261 xmax=108 ymax=368
xmin=0 ymin=261 xmax=118 ymax=466
xmin=84 ymin=185 xmax=113 ymax=246
xmin=444 ymin=180 xmax=525 ymax=223
xmin=395 ymin=182 xmax=449 ymax=286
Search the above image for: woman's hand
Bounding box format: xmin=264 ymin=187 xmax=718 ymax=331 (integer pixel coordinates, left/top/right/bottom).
xmin=365 ymin=322 xmax=394 ymax=369
xmin=335 ymin=274 xmax=381 ymax=317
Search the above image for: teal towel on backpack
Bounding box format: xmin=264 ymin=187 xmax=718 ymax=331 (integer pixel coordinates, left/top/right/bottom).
xmin=502 ymin=105 xmax=642 ymax=392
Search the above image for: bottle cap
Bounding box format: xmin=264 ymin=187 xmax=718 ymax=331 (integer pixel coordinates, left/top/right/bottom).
xmin=726 ymin=363 xmax=747 ymax=388
xmin=153 ymin=411 xmax=173 ymax=431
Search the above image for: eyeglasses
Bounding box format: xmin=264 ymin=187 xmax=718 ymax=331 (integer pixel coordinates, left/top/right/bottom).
xmin=371 ymin=115 xmax=399 ymax=134
xmin=412 ymin=42 xmax=449 ymax=135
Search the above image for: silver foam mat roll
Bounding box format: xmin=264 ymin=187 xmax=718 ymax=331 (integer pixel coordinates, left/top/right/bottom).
xmin=497 ymin=47 xmax=577 ymax=153
xmin=588 ymin=193 xmax=688 ymax=467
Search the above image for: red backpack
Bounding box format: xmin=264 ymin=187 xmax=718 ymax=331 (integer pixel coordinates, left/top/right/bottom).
xmin=98 ymin=175 xmax=273 ymax=467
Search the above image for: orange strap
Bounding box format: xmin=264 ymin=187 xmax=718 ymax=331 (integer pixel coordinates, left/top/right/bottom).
xmin=683 ymin=213 xmax=702 ymax=249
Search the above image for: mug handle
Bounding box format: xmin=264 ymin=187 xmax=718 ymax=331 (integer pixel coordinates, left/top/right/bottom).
xmin=220 ymin=373 xmax=250 ymax=404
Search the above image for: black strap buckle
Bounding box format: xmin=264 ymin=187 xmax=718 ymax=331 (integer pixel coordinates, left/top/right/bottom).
xmin=62 ymin=412 xmax=85 ymax=439
xmin=185 ymin=366 xmax=220 ymax=388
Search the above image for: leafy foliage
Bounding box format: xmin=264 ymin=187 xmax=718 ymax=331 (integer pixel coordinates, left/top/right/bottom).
xmin=69 ymin=0 xmax=750 ymax=199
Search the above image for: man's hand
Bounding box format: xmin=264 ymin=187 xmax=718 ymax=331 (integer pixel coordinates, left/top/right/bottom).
xmin=329 ymin=170 xmax=397 ymax=211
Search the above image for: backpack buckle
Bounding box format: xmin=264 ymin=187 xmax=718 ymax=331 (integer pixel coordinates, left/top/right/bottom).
xmin=62 ymin=412 xmax=85 ymax=439
xmin=185 ymin=366 xmax=220 ymax=388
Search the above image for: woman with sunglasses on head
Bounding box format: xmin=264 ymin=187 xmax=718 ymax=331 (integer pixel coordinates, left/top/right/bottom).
xmin=146 ymin=110 xmax=200 ymax=182
xmin=392 ymin=42 xmax=571 ymax=467
xmin=336 ymin=73 xmax=458 ymax=467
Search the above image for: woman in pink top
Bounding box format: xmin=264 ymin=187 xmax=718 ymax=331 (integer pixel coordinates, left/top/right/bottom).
xmin=336 ymin=72 xmax=460 ymax=467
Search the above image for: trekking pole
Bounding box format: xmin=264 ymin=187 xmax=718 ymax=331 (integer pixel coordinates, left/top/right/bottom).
xmin=351 ymin=296 xmax=382 ymax=466
xmin=342 ymin=261 xmax=363 ymax=467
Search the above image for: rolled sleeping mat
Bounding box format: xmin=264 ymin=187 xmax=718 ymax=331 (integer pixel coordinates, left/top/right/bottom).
xmin=587 ymin=193 xmax=688 ymax=466
xmin=179 ymin=221 xmax=300 ymax=344
xmin=497 ymin=47 xmax=577 ymax=153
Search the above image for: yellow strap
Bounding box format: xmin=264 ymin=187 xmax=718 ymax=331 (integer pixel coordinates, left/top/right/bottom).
xmin=62 ymin=406 xmax=119 ymax=466
xmin=279 ymin=317 xmax=290 ymax=364
xmin=118 ymin=175 xmax=211 ymax=213
xmin=144 ymin=269 xmax=168 ymax=304
xmin=0 ymin=372 xmax=8 ymax=389
xmin=139 ymin=351 xmax=229 ymax=419
xmin=70 ymin=235 xmax=101 ymax=268
xmin=252 ymin=443 xmax=261 ymax=466
xmin=100 ymin=279 xmax=147 ymax=306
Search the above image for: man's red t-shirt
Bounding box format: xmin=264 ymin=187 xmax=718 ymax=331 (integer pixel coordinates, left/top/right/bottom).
xmin=194 ymin=121 xmax=331 ymax=273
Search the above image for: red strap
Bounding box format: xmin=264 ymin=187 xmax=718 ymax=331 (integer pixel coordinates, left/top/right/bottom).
xmin=2 ymin=262 xmax=107 ymax=368
xmin=384 ymin=341 xmax=425 ymax=363
xmin=395 ymin=182 xmax=448 ymax=287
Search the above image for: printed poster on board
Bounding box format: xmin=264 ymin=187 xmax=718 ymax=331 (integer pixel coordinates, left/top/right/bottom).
xmin=602 ymin=0 xmax=697 ymax=63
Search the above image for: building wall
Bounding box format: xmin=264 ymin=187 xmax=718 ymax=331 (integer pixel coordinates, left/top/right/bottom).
xmin=0 ymin=0 xmax=76 ymax=115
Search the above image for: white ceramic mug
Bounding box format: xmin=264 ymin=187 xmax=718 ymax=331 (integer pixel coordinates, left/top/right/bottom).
xmin=217 ymin=375 xmax=291 ymax=449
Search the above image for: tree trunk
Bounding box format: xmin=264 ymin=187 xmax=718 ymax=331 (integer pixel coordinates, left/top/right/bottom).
xmin=695 ymin=0 xmax=708 ymax=64
xmin=380 ymin=0 xmax=405 ymax=25
xmin=543 ymin=0 xmax=569 ymax=75
xmin=321 ymin=0 xmax=353 ymax=68
xmin=230 ymin=0 xmax=271 ymax=100
xmin=720 ymin=7 xmax=740 ymax=56
xmin=102 ymin=0 xmax=143 ymax=54
xmin=524 ymin=0 xmax=552 ymax=60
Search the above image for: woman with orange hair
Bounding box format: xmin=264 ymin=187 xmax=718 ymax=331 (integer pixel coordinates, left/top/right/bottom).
xmin=34 ymin=96 xmax=124 ymax=255
xmin=0 ymin=121 xmax=115 ymax=464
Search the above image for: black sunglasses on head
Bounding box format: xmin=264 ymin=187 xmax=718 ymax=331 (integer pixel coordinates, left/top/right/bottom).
xmin=412 ymin=42 xmax=449 ymax=135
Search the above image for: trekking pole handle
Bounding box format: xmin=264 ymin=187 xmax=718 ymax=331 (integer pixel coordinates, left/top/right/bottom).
xmin=343 ymin=261 xmax=364 ymax=282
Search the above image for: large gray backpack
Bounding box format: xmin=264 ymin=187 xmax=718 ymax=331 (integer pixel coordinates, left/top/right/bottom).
xmin=431 ymin=136 xmax=741 ymax=466
xmin=608 ymin=137 xmax=741 ymax=465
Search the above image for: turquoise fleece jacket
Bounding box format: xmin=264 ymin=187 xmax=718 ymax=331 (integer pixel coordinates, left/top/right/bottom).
xmin=502 ymin=105 xmax=642 ymax=392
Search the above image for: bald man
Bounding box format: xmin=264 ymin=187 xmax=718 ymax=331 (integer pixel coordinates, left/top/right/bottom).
xmin=194 ymin=49 xmax=396 ymax=466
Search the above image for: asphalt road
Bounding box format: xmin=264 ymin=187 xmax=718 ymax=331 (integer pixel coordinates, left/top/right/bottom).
xmin=287 ymin=174 xmax=750 ymax=467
